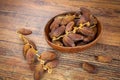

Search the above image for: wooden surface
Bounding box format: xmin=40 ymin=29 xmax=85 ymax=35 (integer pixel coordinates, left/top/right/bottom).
xmin=0 ymin=0 xmax=120 ymax=80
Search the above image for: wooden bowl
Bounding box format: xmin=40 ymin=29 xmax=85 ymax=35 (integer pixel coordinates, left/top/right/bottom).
xmin=44 ymin=12 xmax=102 ymax=53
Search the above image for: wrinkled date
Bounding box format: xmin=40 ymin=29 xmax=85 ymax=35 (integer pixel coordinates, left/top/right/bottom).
xmin=52 ymin=40 xmax=63 ymax=46
xmin=49 ymin=25 xmax=65 ymax=38
xmin=82 ymin=62 xmax=96 ymax=73
xmin=40 ymin=51 xmax=57 ymax=61
xmin=65 ymin=21 xmax=75 ymax=32
xmin=83 ymin=36 xmax=94 ymax=43
xmin=49 ymin=7 xmax=98 ymax=47
xmin=28 ymin=39 xmax=37 ymax=50
xmin=17 ymin=28 xmax=32 ymax=35
xmin=50 ymin=16 xmax=63 ymax=32
xmin=76 ymin=16 xmax=87 ymax=26
xmin=26 ymin=47 xmax=37 ymax=64
xmin=80 ymin=7 xmax=91 ymax=21
xmin=17 ymin=28 xmax=59 ymax=80
xmin=34 ymin=63 xmax=44 ymax=80
xmin=79 ymin=27 xmax=95 ymax=37
xmin=61 ymin=15 xmax=75 ymax=25
xmin=45 ymin=60 xmax=59 ymax=69
xmin=63 ymin=36 xmax=75 ymax=47
xmin=68 ymin=33 xmax=84 ymax=42
xmin=23 ymin=43 xmax=31 ymax=58
xmin=96 ymin=55 xmax=112 ymax=63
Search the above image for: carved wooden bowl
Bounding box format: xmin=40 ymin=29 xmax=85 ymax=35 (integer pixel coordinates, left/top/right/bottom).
xmin=44 ymin=12 xmax=102 ymax=53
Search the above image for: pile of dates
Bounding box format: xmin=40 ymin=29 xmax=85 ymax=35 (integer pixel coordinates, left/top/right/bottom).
xmin=17 ymin=28 xmax=59 ymax=80
xmin=49 ymin=7 xmax=98 ymax=47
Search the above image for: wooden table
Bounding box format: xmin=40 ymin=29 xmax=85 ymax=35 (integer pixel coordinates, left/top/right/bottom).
xmin=0 ymin=0 xmax=120 ymax=80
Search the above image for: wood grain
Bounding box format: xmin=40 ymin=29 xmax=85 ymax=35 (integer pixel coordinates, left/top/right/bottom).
xmin=0 ymin=0 xmax=120 ymax=80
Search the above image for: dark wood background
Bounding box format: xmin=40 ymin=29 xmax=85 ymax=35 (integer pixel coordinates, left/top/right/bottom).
xmin=0 ymin=0 xmax=120 ymax=80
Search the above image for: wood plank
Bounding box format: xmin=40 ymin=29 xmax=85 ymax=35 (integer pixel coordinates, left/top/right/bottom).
xmin=0 ymin=0 xmax=120 ymax=80
xmin=0 ymin=41 xmax=120 ymax=79
xmin=0 ymin=56 xmax=120 ymax=80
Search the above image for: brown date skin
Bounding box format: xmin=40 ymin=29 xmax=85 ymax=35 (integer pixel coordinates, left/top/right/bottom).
xmin=34 ymin=63 xmax=44 ymax=80
xmin=76 ymin=16 xmax=87 ymax=26
xmin=61 ymin=15 xmax=75 ymax=25
xmin=65 ymin=21 xmax=75 ymax=32
xmin=75 ymin=11 xmax=81 ymax=19
xmin=45 ymin=59 xmax=59 ymax=69
xmin=23 ymin=44 xmax=31 ymax=58
xmin=28 ymin=39 xmax=37 ymax=50
xmin=68 ymin=33 xmax=84 ymax=42
xmin=62 ymin=36 xmax=75 ymax=47
xmin=96 ymin=55 xmax=112 ymax=63
xmin=17 ymin=28 xmax=32 ymax=35
xmin=49 ymin=25 xmax=65 ymax=38
xmin=50 ymin=17 xmax=63 ymax=32
xmin=21 ymin=36 xmax=37 ymax=50
xmin=90 ymin=16 xmax=97 ymax=25
xmin=52 ymin=40 xmax=63 ymax=46
xmin=82 ymin=62 xmax=96 ymax=73
xmin=82 ymin=26 xmax=97 ymax=43
xmin=80 ymin=7 xmax=91 ymax=21
xmin=79 ymin=27 xmax=95 ymax=37
xmin=40 ymin=51 xmax=57 ymax=61
xmin=83 ymin=36 xmax=94 ymax=43
xmin=26 ymin=48 xmax=36 ymax=65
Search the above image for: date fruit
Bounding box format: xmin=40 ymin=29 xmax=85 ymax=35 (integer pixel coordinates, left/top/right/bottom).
xmin=17 ymin=28 xmax=32 ymax=35
xmin=49 ymin=25 xmax=65 ymax=38
xmin=40 ymin=51 xmax=57 ymax=61
xmin=34 ymin=63 xmax=44 ymax=80
xmin=61 ymin=15 xmax=75 ymax=25
xmin=52 ymin=41 xmax=63 ymax=46
xmin=82 ymin=62 xmax=96 ymax=73
xmin=68 ymin=33 xmax=84 ymax=42
xmin=44 ymin=60 xmax=59 ymax=69
xmin=79 ymin=27 xmax=95 ymax=36
xmin=50 ymin=16 xmax=63 ymax=32
xmin=23 ymin=43 xmax=31 ymax=58
xmin=76 ymin=16 xmax=87 ymax=26
xmin=26 ymin=48 xmax=37 ymax=64
xmin=28 ymin=39 xmax=37 ymax=50
xmin=65 ymin=21 xmax=74 ymax=32
xmin=90 ymin=15 xmax=97 ymax=25
xmin=83 ymin=36 xmax=94 ymax=43
xmin=63 ymin=36 xmax=75 ymax=47
xmin=80 ymin=7 xmax=91 ymax=21
xmin=96 ymin=55 xmax=112 ymax=63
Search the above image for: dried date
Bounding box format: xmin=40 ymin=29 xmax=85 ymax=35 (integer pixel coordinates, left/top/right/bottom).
xmin=96 ymin=55 xmax=112 ymax=63
xmin=26 ymin=48 xmax=37 ymax=64
xmin=17 ymin=28 xmax=32 ymax=35
xmin=82 ymin=62 xmax=96 ymax=73
xmin=49 ymin=25 xmax=65 ymax=38
xmin=68 ymin=33 xmax=84 ymax=42
xmin=50 ymin=16 xmax=63 ymax=32
xmin=61 ymin=15 xmax=75 ymax=25
xmin=63 ymin=36 xmax=75 ymax=47
xmin=40 ymin=51 xmax=57 ymax=61
xmin=65 ymin=21 xmax=75 ymax=32
xmin=34 ymin=63 xmax=44 ymax=80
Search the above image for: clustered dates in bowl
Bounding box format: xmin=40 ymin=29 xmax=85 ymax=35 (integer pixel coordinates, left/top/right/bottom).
xmin=45 ymin=7 xmax=102 ymax=52
xmin=49 ymin=7 xmax=98 ymax=47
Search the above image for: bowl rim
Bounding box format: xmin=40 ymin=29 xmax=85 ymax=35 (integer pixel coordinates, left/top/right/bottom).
xmin=44 ymin=11 xmax=103 ymax=49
